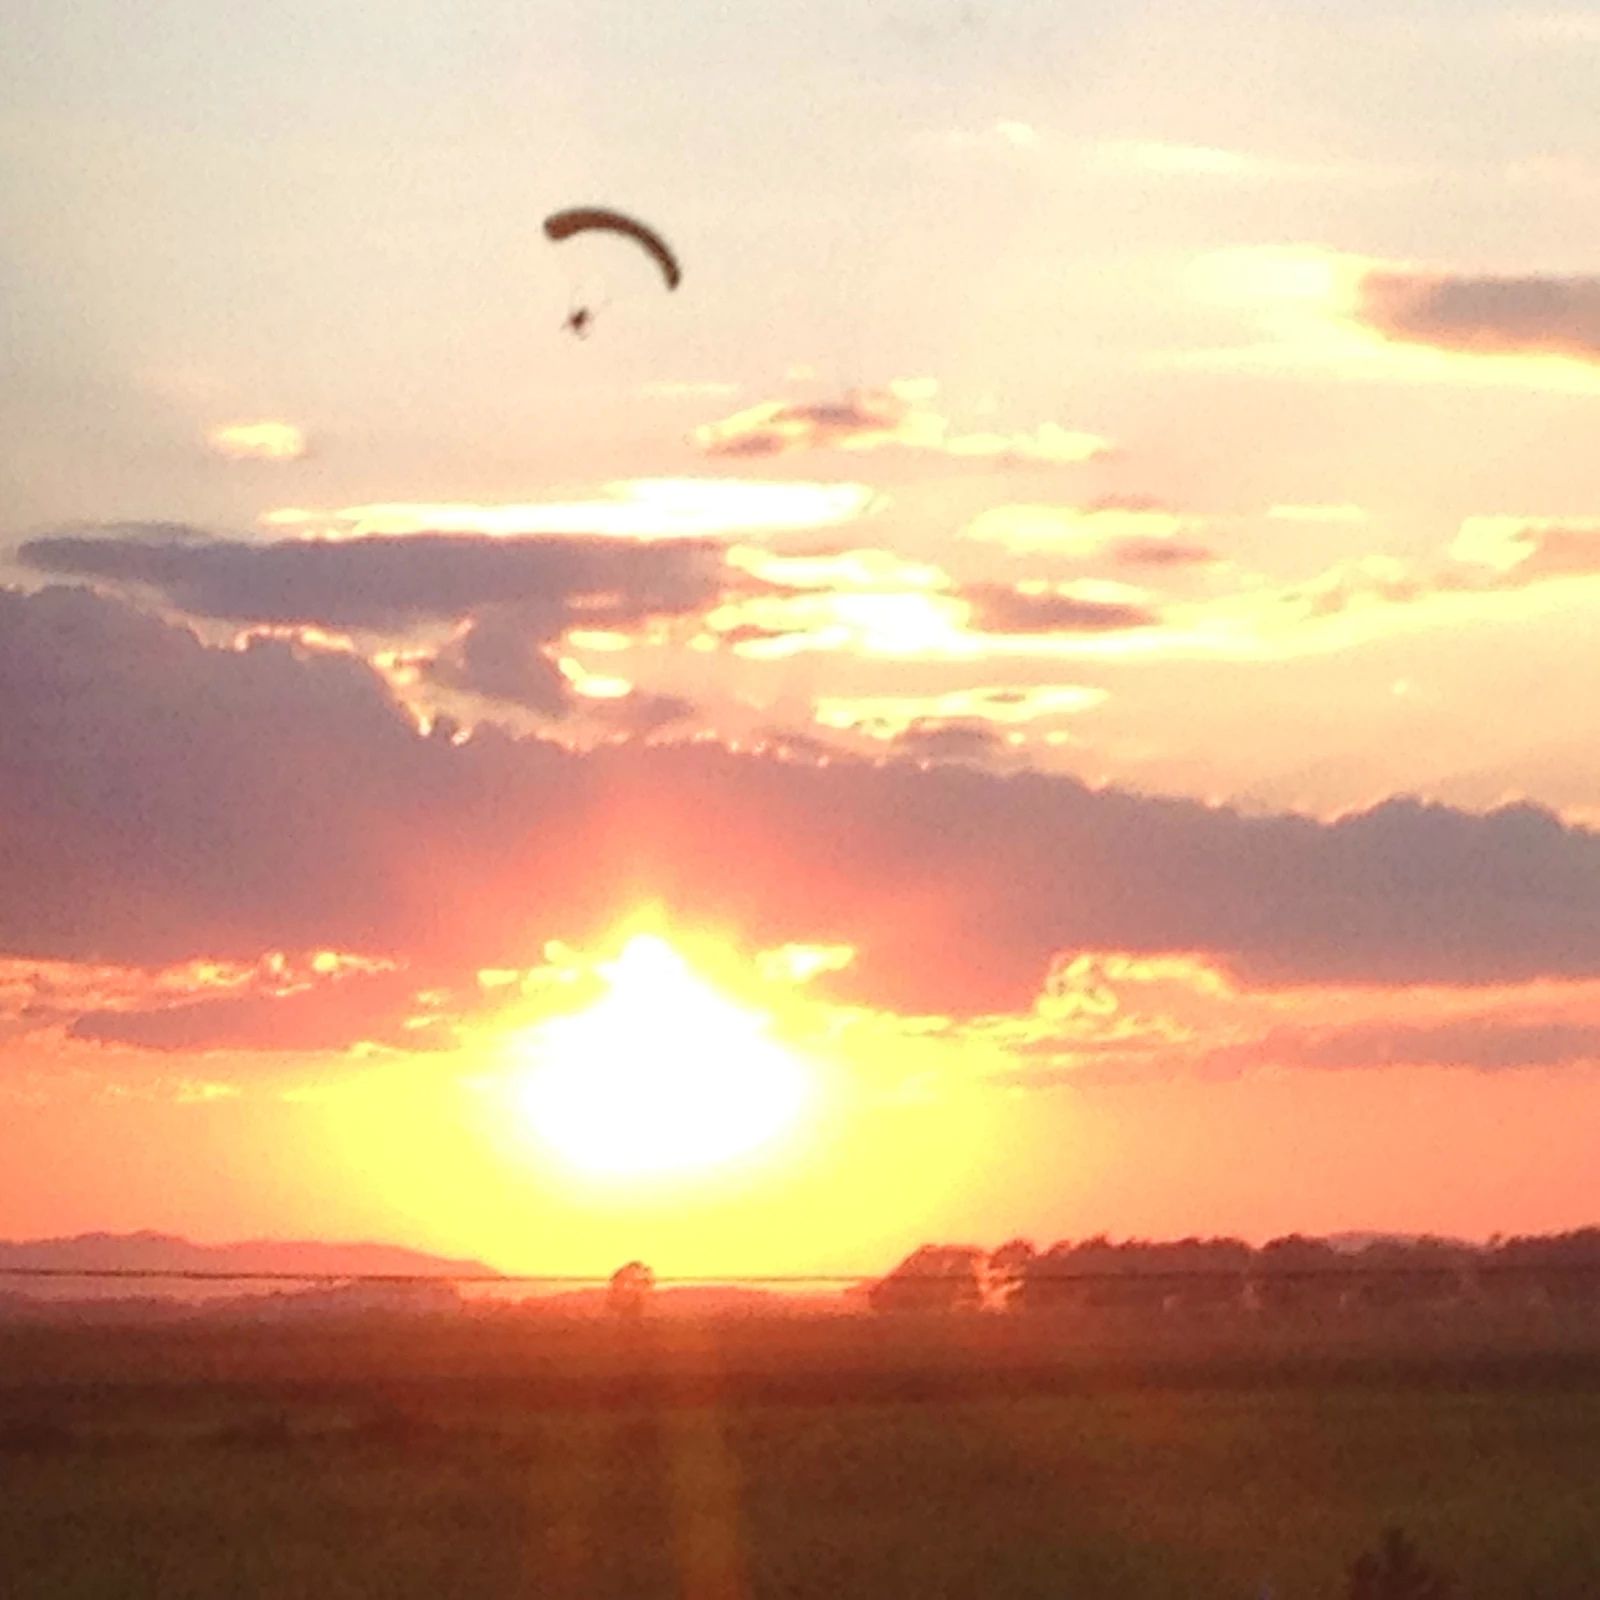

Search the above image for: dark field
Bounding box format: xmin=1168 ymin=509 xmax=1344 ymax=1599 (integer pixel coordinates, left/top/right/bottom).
xmin=3 ymin=1313 xmax=1599 ymax=1599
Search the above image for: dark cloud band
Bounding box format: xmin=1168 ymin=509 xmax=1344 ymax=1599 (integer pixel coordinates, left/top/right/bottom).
xmin=4 ymin=585 xmax=1600 ymax=1018
xmin=1359 ymin=269 xmax=1600 ymax=362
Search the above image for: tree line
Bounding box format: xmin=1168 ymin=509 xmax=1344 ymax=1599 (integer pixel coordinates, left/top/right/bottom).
xmin=864 ymin=1228 xmax=1600 ymax=1315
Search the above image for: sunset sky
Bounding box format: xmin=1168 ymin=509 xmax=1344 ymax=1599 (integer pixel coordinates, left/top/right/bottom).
xmin=4 ymin=0 xmax=1600 ymax=1276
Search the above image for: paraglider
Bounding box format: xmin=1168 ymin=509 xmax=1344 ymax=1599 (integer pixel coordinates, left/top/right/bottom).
xmin=543 ymin=207 xmax=681 ymax=336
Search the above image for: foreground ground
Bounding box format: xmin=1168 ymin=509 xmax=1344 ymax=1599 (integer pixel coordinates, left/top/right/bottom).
xmin=2 ymin=1312 xmax=1598 ymax=1598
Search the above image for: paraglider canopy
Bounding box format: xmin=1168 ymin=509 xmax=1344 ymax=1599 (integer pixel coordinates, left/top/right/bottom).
xmin=543 ymin=207 xmax=682 ymax=291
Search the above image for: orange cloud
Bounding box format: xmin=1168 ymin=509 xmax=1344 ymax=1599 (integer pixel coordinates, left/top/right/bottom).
xmin=0 ymin=949 xmax=408 ymax=1055
xmin=973 ymin=955 xmax=1600 ymax=1089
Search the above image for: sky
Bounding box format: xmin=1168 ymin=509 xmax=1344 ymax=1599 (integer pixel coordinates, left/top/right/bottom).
xmin=4 ymin=0 xmax=1600 ymax=1276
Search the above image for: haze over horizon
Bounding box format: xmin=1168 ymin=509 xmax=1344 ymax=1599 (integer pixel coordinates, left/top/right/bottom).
xmin=5 ymin=0 xmax=1600 ymax=1277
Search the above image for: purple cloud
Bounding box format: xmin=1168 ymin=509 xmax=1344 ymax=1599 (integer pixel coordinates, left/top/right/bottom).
xmin=961 ymin=582 xmax=1161 ymax=634
xmin=1359 ymin=270 xmax=1600 ymax=362
xmin=5 ymin=586 xmax=1600 ymax=1022
xmin=20 ymin=527 xmax=721 ymax=631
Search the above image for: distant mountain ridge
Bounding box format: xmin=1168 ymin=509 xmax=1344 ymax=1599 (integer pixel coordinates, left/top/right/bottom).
xmin=0 ymin=1231 xmax=495 ymax=1280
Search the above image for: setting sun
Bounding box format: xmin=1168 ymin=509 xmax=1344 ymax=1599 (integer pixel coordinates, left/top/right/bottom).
xmin=508 ymin=934 xmax=813 ymax=1180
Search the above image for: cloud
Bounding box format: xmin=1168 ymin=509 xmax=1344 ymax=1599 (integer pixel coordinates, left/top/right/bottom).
xmin=691 ymin=386 xmax=1110 ymax=466
xmin=814 ymin=684 xmax=1106 ymax=741
xmin=20 ymin=527 xmax=722 ymax=722
xmin=205 ymin=421 xmax=308 ymax=463
xmin=703 ymin=546 xmax=970 ymax=659
xmin=960 ymin=581 xmax=1161 ymax=635
xmin=1113 ymin=539 xmax=1220 ymax=568
xmin=8 ymin=586 xmax=1600 ymax=1023
xmin=425 ymin=606 xmax=573 ymax=715
xmin=1256 ymin=514 xmax=1600 ymax=640
xmin=261 ymin=479 xmax=877 ymax=542
xmin=964 ymin=502 xmax=1186 ymax=556
xmin=725 ymin=544 xmax=948 ymax=595
xmin=703 ymin=565 xmax=1164 ymax=663
xmin=0 ymin=950 xmax=447 ymax=1058
xmin=1188 ymin=247 xmax=1600 ymax=392
xmin=1359 ymin=269 xmax=1600 ymax=363
xmin=980 ymin=954 xmax=1600 ymax=1087
xmin=1206 ymin=1017 xmax=1600 ymax=1075
xmin=587 ymin=689 xmax=697 ymax=738
xmin=1451 ymin=517 xmax=1600 ymax=580
xmin=1133 ymin=514 xmax=1600 ymax=664
xmin=1275 ymin=556 xmax=1430 ymax=622
xmin=891 ymin=722 xmax=1008 ymax=765
xmin=717 ymin=511 xmax=1600 ymax=670
xmin=21 ymin=527 xmax=722 ymax=632
xmin=1087 ymin=141 xmax=1426 ymax=189
xmin=69 ymin=968 xmax=446 ymax=1054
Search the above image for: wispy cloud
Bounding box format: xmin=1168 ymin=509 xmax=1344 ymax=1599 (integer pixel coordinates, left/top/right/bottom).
xmin=960 ymin=581 xmax=1161 ymax=635
xmin=691 ymin=384 xmax=1110 ymax=466
xmin=1451 ymin=516 xmax=1600 ymax=580
xmin=262 ymin=479 xmax=879 ymax=542
xmin=815 ymin=684 xmax=1107 ymax=741
xmin=205 ymin=421 xmax=308 ymax=463
xmin=964 ymin=502 xmax=1188 ymax=556
xmin=703 ymin=550 xmax=1164 ymax=663
xmin=981 ymin=954 xmax=1600 ymax=1088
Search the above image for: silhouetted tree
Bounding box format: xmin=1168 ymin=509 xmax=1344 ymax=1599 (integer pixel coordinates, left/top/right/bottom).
xmin=867 ymin=1246 xmax=984 ymax=1313
xmin=1347 ymin=1528 xmax=1454 ymax=1600
xmin=607 ymin=1260 xmax=655 ymax=1318
xmin=985 ymin=1238 xmax=1036 ymax=1309
xmin=1009 ymin=1236 xmax=1251 ymax=1315
xmin=1155 ymin=1236 xmax=1253 ymax=1312
xmin=873 ymin=1226 xmax=1600 ymax=1327
xmin=1255 ymin=1234 xmax=1349 ymax=1316
xmin=1491 ymin=1227 xmax=1600 ymax=1309
xmin=1349 ymin=1238 xmax=1472 ymax=1311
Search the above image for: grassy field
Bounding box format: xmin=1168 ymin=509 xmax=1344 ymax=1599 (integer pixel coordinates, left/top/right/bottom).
xmin=2 ymin=1313 xmax=1598 ymax=1599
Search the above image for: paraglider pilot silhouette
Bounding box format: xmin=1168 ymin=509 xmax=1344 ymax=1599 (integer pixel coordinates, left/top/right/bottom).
xmin=544 ymin=206 xmax=681 ymax=337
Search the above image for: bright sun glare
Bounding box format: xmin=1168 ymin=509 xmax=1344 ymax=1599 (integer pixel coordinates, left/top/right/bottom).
xmin=511 ymin=934 xmax=813 ymax=1179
